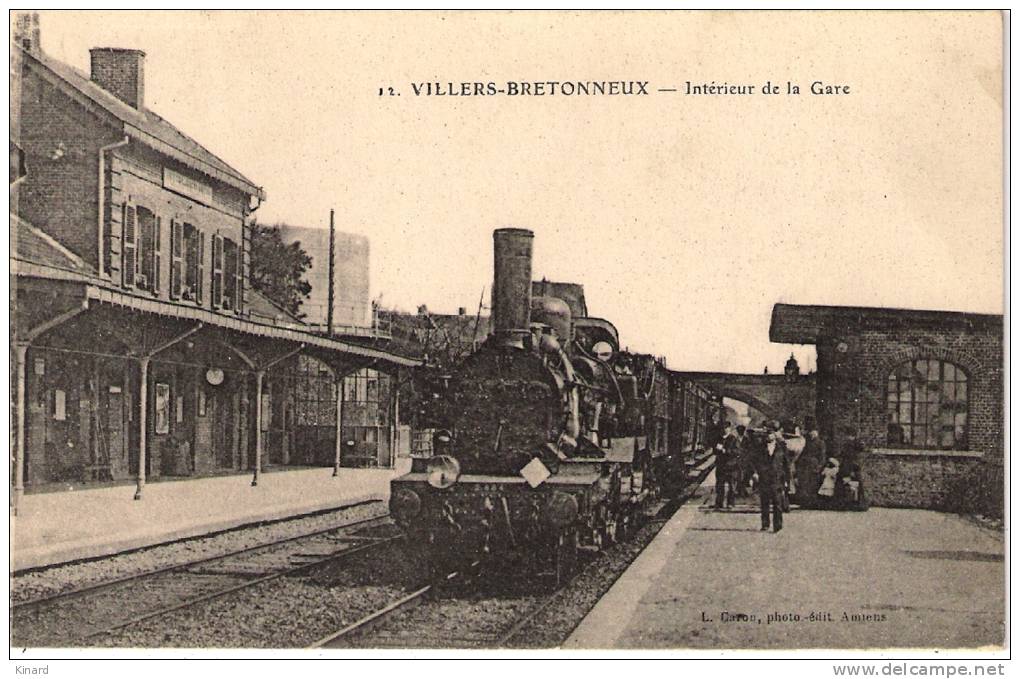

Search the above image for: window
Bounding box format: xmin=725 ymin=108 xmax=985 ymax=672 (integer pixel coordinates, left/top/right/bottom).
xmin=886 ymin=358 xmax=968 ymax=449
xmin=183 ymin=224 xmax=203 ymax=303
xmin=344 ymin=377 xmax=358 ymax=403
xmin=208 ymin=233 xmax=241 ymax=312
xmin=291 ymin=356 xmax=336 ymax=427
xmin=341 ymin=369 xmax=390 ymax=427
xmin=137 ymin=206 xmax=160 ymax=293
xmin=170 ymin=219 xmax=183 ymax=299
xmin=343 ymin=369 xmax=385 ymax=404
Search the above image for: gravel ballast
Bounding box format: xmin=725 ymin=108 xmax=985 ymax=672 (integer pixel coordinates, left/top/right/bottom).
xmin=12 ymin=501 xmax=385 ymax=604
xmin=13 ymin=489 xmax=707 ymax=649
xmin=93 ymin=540 xmax=420 ymax=648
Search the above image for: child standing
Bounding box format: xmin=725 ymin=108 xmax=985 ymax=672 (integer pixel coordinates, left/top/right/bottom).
xmin=817 ymin=457 xmax=840 ymax=508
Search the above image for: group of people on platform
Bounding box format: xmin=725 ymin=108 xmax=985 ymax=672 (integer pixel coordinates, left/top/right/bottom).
xmin=708 ymin=417 xmax=867 ymax=533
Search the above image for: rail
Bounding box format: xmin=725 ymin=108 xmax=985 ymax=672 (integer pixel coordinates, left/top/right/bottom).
xmin=312 ymin=464 xmax=719 ymax=650
xmin=309 ymin=562 xmax=479 ymax=649
xmin=12 ymin=515 xmax=398 ymax=647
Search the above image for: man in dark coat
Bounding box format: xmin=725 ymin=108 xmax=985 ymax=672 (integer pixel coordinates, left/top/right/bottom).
xmin=754 ymin=427 xmax=790 ymax=532
xmin=733 ymin=424 xmax=749 ymax=496
xmin=706 ymin=413 xmax=726 ymax=453
xmin=795 ymin=429 xmax=826 ymax=507
xmin=714 ymin=422 xmax=739 ymax=509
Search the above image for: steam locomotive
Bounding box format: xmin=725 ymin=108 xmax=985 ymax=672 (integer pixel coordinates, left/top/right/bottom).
xmin=389 ymin=229 xmax=720 ymax=586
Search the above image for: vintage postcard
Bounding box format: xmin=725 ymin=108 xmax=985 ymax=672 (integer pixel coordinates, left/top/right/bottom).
xmin=7 ymin=9 xmax=1006 ymax=666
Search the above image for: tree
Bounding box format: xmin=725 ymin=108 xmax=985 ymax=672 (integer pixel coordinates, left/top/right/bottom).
xmin=249 ymin=222 xmax=313 ymax=319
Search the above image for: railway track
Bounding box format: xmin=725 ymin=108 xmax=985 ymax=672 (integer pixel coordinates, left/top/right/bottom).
xmin=310 ymin=473 xmax=714 ymax=650
xmin=310 ymin=532 xmax=643 ymax=650
xmin=11 ymin=515 xmax=399 ymax=648
xmin=309 ymin=559 xmax=501 ymax=649
xmin=315 ymin=590 xmax=562 ymax=649
xmin=308 ymin=559 xmax=542 ymax=650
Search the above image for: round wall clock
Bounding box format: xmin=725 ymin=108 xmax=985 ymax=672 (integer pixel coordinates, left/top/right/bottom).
xmin=205 ymin=368 xmax=225 ymax=386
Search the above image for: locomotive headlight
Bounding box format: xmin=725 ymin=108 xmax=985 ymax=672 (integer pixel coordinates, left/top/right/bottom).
xmin=389 ymin=487 xmax=422 ymax=523
xmin=426 ymin=455 xmax=461 ymax=490
xmin=592 ymin=340 xmax=614 ymax=361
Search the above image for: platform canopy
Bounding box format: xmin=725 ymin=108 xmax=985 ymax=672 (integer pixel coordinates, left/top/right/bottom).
xmin=12 ymin=236 xmax=421 ymax=373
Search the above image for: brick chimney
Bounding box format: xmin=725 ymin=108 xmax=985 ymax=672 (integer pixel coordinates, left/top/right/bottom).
xmin=89 ymin=47 xmax=146 ymax=109
xmin=13 ymin=12 xmax=41 ymax=54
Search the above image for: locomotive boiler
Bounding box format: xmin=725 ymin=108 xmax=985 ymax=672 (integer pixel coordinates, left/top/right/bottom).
xmin=389 ymin=228 xmax=699 ymax=585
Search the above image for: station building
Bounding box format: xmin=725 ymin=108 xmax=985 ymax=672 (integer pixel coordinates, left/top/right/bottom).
xmin=9 ymin=16 xmax=417 ymax=511
xmin=770 ymin=303 xmax=1004 ymax=516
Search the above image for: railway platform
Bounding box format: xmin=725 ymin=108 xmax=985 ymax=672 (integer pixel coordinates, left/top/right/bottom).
xmin=566 ymin=471 xmax=1005 ymax=650
xmin=10 ymin=460 xmax=411 ymax=572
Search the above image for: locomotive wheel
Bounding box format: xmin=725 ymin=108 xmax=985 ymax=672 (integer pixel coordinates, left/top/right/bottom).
xmin=405 ymin=531 xmax=433 ymax=576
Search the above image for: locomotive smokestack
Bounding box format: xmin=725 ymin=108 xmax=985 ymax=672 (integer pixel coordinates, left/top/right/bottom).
xmin=492 ymin=228 xmax=534 ymax=347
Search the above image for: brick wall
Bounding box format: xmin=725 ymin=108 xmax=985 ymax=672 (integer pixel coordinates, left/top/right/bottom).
xmin=17 ymin=58 xmax=253 ymax=315
xmin=17 ymin=65 xmax=121 ymax=269
xmin=866 ymin=451 xmax=985 ymax=509
xmin=89 ymin=49 xmax=144 ymax=109
xmin=814 ymin=318 xmax=1003 ymax=515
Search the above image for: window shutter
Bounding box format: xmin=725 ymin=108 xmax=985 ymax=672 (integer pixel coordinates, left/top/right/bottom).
xmin=220 ymin=238 xmax=237 ymax=312
xmin=170 ymin=220 xmax=184 ymax=299
xmin=235 ymin=243 xmax=244 ymax=314
xmin=153 ymin=216 xmax=162 ymax=294
xmin=197 ymin=231 xmax=205 ymax=304
xmin=222 ymin=240 xmax=232 ymax=311
xmin=212 ymin=234 xmax=223 ymax=308
xmin=122 ymin=203 xmax=136 ymax=288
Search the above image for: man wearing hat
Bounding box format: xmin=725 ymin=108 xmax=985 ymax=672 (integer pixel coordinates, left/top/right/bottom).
xmin=754 ymin=422 xmax=790 ymax=532
xmin=714 ymin=421 xmax=739 ymax=509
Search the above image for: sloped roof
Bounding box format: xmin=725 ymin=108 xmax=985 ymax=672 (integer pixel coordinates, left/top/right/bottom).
xmin=19 ymin=45 xmax=264 ymax=199
xmin=247 ymin=288 xmax=305 ymax=325
xmin=85 ymin=285 xmax=421 ymax=368
xmin=11 ymin=214 xmax=94 ymax=275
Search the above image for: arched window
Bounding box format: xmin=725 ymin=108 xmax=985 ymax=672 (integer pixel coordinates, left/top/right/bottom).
xmin=886 ymin=358 xmax=968 ymax=449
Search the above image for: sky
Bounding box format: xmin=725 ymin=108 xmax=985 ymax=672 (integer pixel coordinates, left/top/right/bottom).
xmin=29 ymin=11 xmax=1004 ymax=374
